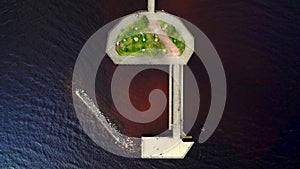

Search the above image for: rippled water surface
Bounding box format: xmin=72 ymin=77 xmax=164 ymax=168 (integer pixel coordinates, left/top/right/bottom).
xmin=1 ymin=0 xmax=300 ymax=168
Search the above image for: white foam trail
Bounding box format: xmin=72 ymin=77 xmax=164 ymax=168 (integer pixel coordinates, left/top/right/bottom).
xmin=75 ymin=88 xmax=135 ymax=151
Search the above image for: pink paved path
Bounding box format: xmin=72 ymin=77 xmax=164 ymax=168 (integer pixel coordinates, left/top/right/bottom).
xmin=148 ymin=20 xmax=180 ymax=56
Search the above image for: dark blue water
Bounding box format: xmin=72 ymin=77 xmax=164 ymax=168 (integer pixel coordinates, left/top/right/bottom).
xmin=1 ymin=0 xmax=300 ymax=168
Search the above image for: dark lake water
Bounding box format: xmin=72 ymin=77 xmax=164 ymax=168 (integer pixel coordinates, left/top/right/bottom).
xmin=1 ymin=0 xmax=299 ymax=168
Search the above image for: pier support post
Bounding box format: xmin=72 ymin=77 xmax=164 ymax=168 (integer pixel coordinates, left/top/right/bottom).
xmin=148 ymin=0 xmax=155 ymax=12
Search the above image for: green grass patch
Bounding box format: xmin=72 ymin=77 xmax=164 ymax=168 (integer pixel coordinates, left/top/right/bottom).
xmin=116 ymin=33 xmax=167 ymax=56
xmin=115 ymin=15 xmax=185 ymax=56
xmin=117 ymin=15 xmax=149 ymax=42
